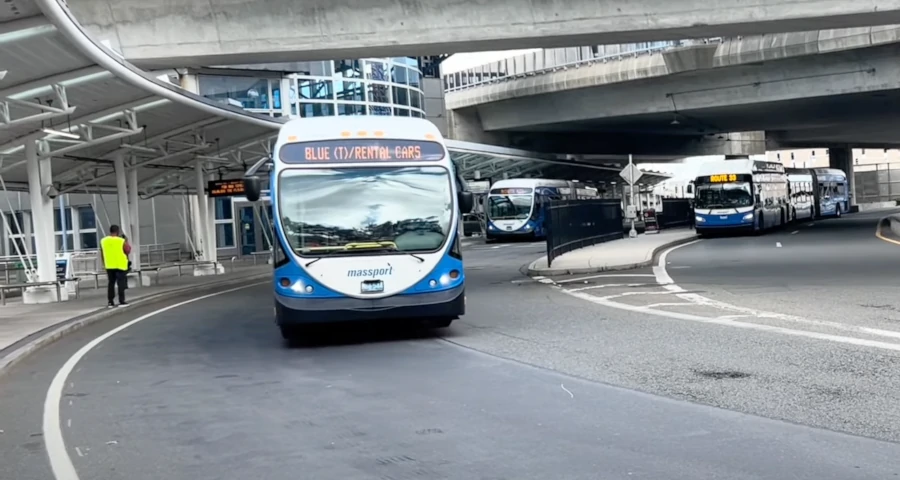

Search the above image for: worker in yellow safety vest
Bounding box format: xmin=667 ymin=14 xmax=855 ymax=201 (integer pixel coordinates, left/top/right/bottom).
xmin=100 ymin=224 xmax=131 ymax=307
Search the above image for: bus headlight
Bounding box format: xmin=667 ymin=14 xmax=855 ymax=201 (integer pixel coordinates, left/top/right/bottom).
xmin=742 ymin=213 xmax=754 ymax=221
xmin=290 ymin=280 xmax=313 ymax=294
xmin=695 ymin=216 xmax=705 ymax=223
xmin=522 ymin=224 xmax=532 ymax=230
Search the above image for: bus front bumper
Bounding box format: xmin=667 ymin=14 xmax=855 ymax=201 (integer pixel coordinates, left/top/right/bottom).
xmin=275 ymin=284 xmax=465 ymax=324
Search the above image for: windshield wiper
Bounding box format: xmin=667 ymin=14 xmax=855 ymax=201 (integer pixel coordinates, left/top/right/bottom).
xmin=303 ymin=245 xmax=426 ymax=267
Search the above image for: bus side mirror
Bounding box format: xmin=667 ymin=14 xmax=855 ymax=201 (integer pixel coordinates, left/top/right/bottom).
xmin=686 ymin=184 xmax=693 ymax=195
xmin=244 ymin=176 xmax=262 ymax=202
xmin=458 ymin=191 xmax=474 ymax=213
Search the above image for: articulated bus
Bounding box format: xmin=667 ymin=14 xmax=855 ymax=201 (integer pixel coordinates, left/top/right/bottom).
xmin=243 ymin=116 xmax=474 ymax=338
xmin=786 ymin=167 xmax=850 ymax=219
xmin=692 ymin=159 xmax=791 ymax=234
xmin=485 ymin=178 xmax=598 ymax=241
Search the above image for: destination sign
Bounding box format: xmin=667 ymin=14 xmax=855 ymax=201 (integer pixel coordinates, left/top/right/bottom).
xmin=489 ymin=188 xmax=533 ymax=195
xmin=710 ymin=174 xmax=738 ymax=183
xmin=697 ymin=174 xmax=751 ymax=184
xmin=207 ymin=179 xmax=246 ymax=198
xmin=280 ymin=139 xmax=445 ymax=164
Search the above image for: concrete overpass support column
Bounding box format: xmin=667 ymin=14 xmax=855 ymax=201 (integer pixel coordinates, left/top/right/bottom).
xmin=447 ymin=108 xmax=508 ymax=145
xmin=204 ymin=164 xmax=223 ymax=274
xmin=127 ymin=167 xmax=151 ymax=287
xmin=23 ymin=140 xmax=61 ymax=304
xmin=722 ymin=131 xmax=766 ymax=157
xmin=828 ymin=147 xmax=857 ymax=210
xmin=113 ymin=153 xmax=131 ymax=237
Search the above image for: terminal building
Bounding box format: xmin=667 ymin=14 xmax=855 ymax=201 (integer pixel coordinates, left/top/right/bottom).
xmin=0 ymin=57 xmax=444 ymax=262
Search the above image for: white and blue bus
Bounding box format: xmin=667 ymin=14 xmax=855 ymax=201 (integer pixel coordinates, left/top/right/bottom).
xmin=811 ymin=168 xmax=850 ymax=218
xmin=243 ymin=116 xmax=474 ymax=338
xmin=692 ymin=159 xmax=791 ymax=234
xmin=485 ymin=178 xmax=598 ymax=241
xmin=786 ymin=169 xmax=816 ymax=222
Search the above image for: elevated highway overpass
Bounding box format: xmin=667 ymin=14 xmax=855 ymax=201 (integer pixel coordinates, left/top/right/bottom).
xmin=444 ymin=27 xmax=900 ymax=156
xmin=62 ymin=0 xmax=900 ymax=68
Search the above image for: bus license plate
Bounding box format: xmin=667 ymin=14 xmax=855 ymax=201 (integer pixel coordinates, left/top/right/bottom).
xmin=361 ymin=280 xmax=384 ymax=294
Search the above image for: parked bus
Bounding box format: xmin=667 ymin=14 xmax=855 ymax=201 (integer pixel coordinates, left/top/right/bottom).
xmin=243 ymin=116 xmax=474 ymax=338
xmin=485 ymin=178 xmax=597 ymax=241
xmin=692 ymin=159 xmax=790 ymax=235
xmin=785 ymin=168 xmax=816 ymax=222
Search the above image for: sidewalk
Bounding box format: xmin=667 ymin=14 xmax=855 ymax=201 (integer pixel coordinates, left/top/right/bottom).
xmin=1 ymin=263 xmax=270 ymax=371
xmin=528 ymin=229 xmax=698 ymax=276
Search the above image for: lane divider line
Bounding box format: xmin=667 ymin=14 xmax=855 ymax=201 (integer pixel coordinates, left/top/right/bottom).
xmin=875 ymin=216 xmax=900 ymax=246
xmin=43 ymin=281 xmax=266 ymax=480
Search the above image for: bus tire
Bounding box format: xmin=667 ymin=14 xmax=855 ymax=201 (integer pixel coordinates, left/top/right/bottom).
xmin=280 ymin=325 xmax=300 ymax=340
xmin=755 ymin=213 xmax=764 ymax=234
xmin=836 ymin=207 xmax=842 ymax=218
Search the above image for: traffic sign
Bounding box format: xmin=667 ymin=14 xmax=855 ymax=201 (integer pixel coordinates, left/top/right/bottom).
xmin=619 ymin=164 xmax=643 ymax=185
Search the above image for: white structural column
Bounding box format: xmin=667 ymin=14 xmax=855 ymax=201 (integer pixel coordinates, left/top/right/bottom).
xmin=193 ymin=161 xmax=218 ymax=275
xmin=113 ymin=153 xmax=131 ymax=235
xmin=127 ymin=167 xmax=142 ymax=272
xmin=205 ymin=162 xmax=222 ymax=273
xmin=23 ymin=140 xmax=62 ymax=303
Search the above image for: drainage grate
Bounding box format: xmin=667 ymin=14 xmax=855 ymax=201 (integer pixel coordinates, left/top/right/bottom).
xmin=693 ymin=369 xmax=751 ymax=380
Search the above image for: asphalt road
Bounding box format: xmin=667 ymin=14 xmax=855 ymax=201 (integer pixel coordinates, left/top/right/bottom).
xmin=667 ymin=209 xmax=900 ymax=330
xmin=4 ymin=235 xmax=900 ymax=479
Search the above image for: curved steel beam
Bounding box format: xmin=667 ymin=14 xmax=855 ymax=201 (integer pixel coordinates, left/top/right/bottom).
xmin=35 ymin=0 xmax=284 ymax=130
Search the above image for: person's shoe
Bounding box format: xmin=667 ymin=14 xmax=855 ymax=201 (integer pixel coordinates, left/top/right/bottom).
xmin=107 ymin=302 xmax=115 ymax=308
xmin=117 ymin=301 xmax=129 ymax=307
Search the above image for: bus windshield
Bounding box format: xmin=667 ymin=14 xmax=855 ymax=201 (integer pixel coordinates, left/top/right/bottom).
xmin=694 ymin=182 xmax=754 ymax=209
xmin=278 ymin=166 xmax=453 ymax=256
xmin=488 ymin=195 xmax=533 ymax=220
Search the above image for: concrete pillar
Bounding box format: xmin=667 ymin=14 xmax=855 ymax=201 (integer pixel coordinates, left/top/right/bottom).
xmin=179 ymin=73 xmax=200 ymax=94
xmin=446 ymin=108 xmax=509 ymax=145
xmin=127 ymin=167 xmax=141 ymax=272
xmin=192 ymin=162 xmax=219 ymax=275
xmin=829 ymin=146 xmax=857 ymax=209
xmin=23 ymin=140 xmax=61 ymax=303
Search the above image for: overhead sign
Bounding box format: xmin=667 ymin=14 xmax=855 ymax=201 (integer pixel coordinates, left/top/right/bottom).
xmin=280 ymin=139 xmax=445 ymax=163
xmin=207 ymin=179 xmax=246 ymax=197
xmin=619 ymin=164 xmax=643 ymax=185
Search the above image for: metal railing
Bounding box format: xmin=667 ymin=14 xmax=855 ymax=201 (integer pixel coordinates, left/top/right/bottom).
xmin=444 ymin=40 xmax=725 ymax=93
xmin=141 ymin=243 xmax=186 ymax=266
xmin=657 ymin=199 xmax=693 ymax=228
xmin=545 ymin=199 xmax=624 ymax=266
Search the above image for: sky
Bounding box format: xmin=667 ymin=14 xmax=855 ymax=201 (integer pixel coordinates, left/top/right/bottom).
xmin=441 ymin=50 xmax=540 ymax=75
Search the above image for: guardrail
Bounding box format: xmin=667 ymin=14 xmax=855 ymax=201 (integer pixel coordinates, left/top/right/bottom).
xmin=443 ymin=39 xmax=726 ymax=93
xmin=545 ymin=199 xmax=624 ymax=267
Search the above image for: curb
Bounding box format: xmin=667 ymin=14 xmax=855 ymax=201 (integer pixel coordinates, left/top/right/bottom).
xmin=527 ymin=234 xmax=699 ymax=276
xmin=876 ymin=214 xmax=900 ymax=245
xmin=0 ymin=273 xmax=270 ymax=378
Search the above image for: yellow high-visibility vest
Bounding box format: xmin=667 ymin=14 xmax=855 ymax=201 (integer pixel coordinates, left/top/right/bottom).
xmin=101 ymin=236 xmax=128 ymax=270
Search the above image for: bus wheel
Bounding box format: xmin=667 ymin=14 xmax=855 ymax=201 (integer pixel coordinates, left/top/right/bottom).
xmin=280 ymin=325 xmax=301 ymax=340
xmin=836 ymin=207 xmax=842 ymax=218
xmin=755 ymin=213 xmax=764 ymax=234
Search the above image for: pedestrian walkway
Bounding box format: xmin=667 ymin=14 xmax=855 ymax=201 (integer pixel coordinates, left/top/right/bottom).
xmin=528 ymin=229 xmax=698 ymax=276
xmin=0 ymin=263 xmax=270 ymax=357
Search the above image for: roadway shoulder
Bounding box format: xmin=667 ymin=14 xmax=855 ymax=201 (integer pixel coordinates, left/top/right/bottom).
xmin=0 ymin=272 xmax=270 ymax=378
xmin=527 ymin=231 xmax=698 ymax=276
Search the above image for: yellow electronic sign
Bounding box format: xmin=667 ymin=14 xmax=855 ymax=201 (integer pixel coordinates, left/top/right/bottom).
xmin=709 ymin=174 xmax=738 ymax=183
xmin=207 ymin=179 xmax=246 ymax=197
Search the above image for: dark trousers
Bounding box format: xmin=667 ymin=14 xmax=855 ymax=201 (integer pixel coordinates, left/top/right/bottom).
xmin=107 ymin=269 xmax=127 ymax=303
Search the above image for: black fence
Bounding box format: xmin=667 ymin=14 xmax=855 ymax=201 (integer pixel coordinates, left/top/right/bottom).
xmin=546 ymin=199 xmax=624 ymax=266
xmin=657 ymin=198 xmax=693 ymax=228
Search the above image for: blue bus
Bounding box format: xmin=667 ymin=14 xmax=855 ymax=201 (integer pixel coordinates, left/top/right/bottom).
xmin=692 ymin=159 xmax=791 ymax=234
xmin=243 ymin=116 xmax=474 ymax=338
xmin=485 ymin=178 xmax=598 ymax=241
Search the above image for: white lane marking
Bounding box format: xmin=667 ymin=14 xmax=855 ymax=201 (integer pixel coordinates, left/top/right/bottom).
xmin=560 ymin=288 xmax=900 ymax=352
xmin=776 ymin=242 xmax=782 ymax=248
xmin=560 ymin=384 xmax=574 ymax=398
xmin=653 ymin=240 xmax=701 ymax=285
xmin=556 ymin=274 xmax=655 ymax=284
xmin=791 ymin=230 xmax=800 ymax=235
xmin=532 ymin=275 xmax=545 ymax=280
xmin=490 ymin=245 xmax=504 ymax=249
xmin=74 ymin=447 xmax=83 ymax=458
xmin=44 ymin=282 xmax=266 ymax=480
xmin=66 ymin=419 xmax=71 ymax=428
xmin=568 ymin=283 xmax=654 ymax=292
xmin=645 ymin=302 xmax=695 ymax=308
xmin=537 ymin=279 xmax=555 ymax=284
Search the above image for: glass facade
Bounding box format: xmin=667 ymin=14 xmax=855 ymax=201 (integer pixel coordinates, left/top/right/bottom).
xmin=197 ymin=58 xmax=427 ymax=120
